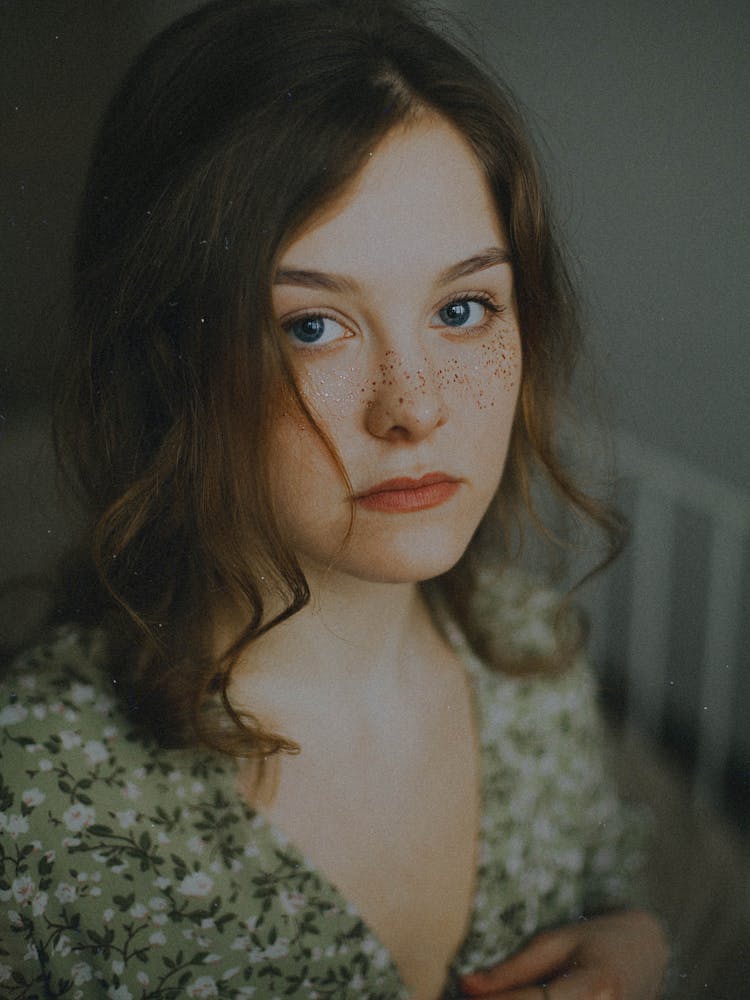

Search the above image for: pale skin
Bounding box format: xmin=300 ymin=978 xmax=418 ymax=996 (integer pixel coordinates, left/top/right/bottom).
xmin=224 ymin=116 xmax=668 ymax=999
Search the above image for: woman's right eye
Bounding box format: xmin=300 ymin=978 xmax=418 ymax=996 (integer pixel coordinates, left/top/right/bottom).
xmin=283 ymin=314 xmax=349 ymax=347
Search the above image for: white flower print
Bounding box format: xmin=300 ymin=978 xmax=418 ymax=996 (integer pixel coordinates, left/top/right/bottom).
xmin=107 ymin=987 xmax=132 ymax=1000
xmin=63 ymin=803 xmax=96 ymax=832
xmin=31 ymin=890 xmax=48 ymax=916
xmin=121 ymin=780 xmax=141 ymax=801
xmin=4 ymin=814 xmax=29 ymax=838
xmin=83 ymin=739 xmax=109 ymax=765
xmin=59 ymin=729 xmax=82 ymax=749
xmin=71 ymin=962 xmax=93 ymax=985
xmin=149 ymin=930 xmax=167 ymax=946
xmin=22 ymin=788 xmax=45 ymax=808
xmin=12 ymin=875 xmax=35 ymax=905
xmin=178 ymin=872 xmax=214 ymax=897
xmin=0 ymin=965 xmax=11 ymax=984
xmin=71 ymin=683 xmax=95 ymax=705
xmin=115 ymin=809 xmax=138 ymax=829
xmin=186 ymin=976 xmax=218 ymax=998
xmin=55 ymin=934 xmax=72 ymax=956
xmin=278 ymin=889 xmax=306 ymax=917
xmin=38 ymin=757 xmax=53 ymax=771
xmin=264 ymin=938 xmax=290 ymax=960
xmin=0 ymin=702 xmax=28 ymax=725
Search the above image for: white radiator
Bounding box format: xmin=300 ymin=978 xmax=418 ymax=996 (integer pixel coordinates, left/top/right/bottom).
xmin=581 ymin=430 xmax=750 ymax=809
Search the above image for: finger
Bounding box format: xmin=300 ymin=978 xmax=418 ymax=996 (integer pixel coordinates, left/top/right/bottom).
xmin=460 ymin=928 xmax=577 ymax=994
xmin=535 ymin=966 xmax=622 ymax=1000
xmin=468 ymin=989 xmax=549 ymax=1000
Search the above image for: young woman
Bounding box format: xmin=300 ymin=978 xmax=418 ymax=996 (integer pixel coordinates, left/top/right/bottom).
xmin=0 ymin=1 xmax=668 ymax=997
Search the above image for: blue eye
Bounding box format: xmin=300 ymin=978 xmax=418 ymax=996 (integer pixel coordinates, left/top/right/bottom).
xmin=436 ymin=299 xmax=488 ymax=328
xmin=284 ymin=314 xmax=347 ymax=346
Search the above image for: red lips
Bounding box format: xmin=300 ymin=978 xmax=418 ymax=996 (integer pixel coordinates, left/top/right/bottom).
xmin=354 ymin=473 xmax=460 ymax=512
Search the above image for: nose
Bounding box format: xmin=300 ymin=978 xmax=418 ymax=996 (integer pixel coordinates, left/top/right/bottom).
xmin=364 ymin=351 xmax=447 ymax=442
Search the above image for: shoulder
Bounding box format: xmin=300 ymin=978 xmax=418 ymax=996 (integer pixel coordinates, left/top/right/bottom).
xmin=0 ymin=626 xmax=119 ymax=759
xmin=0 ymin=627 xmax=147 ymax=849
xmin=440 ymin=566 xmax=602 ymax=730
xmin=450 ymin=569 xmax=619 ymax=813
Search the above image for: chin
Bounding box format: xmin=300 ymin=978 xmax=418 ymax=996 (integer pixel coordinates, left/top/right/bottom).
xmin=324 ymin=532 xmax=472 ymax=585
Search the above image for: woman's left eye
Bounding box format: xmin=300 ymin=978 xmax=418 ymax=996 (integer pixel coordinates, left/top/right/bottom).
xmin=283 ymin=314 xmax=348 ymax=347
xmin=433 ymin=298 xmax=492 ymax=329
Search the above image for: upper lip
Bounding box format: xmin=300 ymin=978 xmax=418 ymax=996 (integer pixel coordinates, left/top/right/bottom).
xmin=354 ymin=472 xmax=459 ymax=498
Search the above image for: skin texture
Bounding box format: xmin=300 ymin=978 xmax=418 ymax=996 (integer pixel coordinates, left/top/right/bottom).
xmin=228 ymin=116 xmax=668 ymax=999
xmin=270 ymin=116 xmax=521 ymax=585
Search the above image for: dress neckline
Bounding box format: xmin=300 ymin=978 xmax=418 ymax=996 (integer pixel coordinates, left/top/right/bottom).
xmin=216 ymin=615 xmax=490 ymax=999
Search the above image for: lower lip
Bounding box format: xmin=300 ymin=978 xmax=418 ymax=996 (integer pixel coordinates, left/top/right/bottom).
xmin=356 ymin=481 xmax=460 ymax=513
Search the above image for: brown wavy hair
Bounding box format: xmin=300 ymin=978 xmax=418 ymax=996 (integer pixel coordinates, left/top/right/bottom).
xmin=55 ymin=0 xmax=622 ymax=756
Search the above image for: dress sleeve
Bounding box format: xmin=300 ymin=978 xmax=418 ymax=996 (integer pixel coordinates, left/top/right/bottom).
xmin=0 ymin=646 xmax=58 ymax=995
xmin=563 ymin=656 xmax=650 ymax=915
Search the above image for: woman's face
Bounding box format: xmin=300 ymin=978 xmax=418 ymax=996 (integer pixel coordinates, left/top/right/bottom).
xmin=270 ymin=116 xmax=521 ymax=585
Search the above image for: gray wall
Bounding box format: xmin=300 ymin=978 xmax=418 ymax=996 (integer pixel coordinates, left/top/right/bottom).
xmin=445 ymin=0 xmax=749 ymax=494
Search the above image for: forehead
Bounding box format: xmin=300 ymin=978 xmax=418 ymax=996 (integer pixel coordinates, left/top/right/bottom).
xmin=278 ymin=117 xmax=505 ymax=283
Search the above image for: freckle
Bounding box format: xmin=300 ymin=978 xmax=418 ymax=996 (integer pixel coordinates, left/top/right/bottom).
xmin=398 ymin=397 xmax=404 ymax=404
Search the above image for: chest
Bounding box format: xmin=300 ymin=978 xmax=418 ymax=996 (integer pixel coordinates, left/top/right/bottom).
xmin=238 ymin=671 xmax=480 ymax=1000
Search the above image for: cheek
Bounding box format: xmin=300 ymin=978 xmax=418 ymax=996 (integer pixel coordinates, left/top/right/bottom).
xmin=437 ymin=327 xmax=520 ymax=411
xmin=298 ymin=324 xmax=521 ymax=420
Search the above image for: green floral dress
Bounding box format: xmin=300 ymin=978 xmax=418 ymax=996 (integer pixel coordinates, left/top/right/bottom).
xmin=0 ymin=580 xmax=641 ymax=999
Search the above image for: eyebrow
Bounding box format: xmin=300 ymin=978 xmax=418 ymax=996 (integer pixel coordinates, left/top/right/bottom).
xmin=273 ymin=245 xmax=512 ymax=293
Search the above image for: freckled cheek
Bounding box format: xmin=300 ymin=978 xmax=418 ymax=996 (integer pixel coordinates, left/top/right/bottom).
xmin=297 ymin=327 xmax=521 ymax=419
xmin=412 ymin=330 xmax=520 ymax=413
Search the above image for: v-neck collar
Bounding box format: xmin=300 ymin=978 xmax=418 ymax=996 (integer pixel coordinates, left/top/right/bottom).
xmin=216 ymin=614 xmax=491 ymax=999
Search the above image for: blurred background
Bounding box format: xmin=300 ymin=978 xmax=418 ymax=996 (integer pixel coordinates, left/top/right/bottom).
xmin=2 ymin=1 xmax=748 ymax=994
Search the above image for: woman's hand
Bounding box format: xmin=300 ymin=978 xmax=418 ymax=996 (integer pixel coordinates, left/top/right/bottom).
xmin=458 ymin=909 xmax=669 ymax=999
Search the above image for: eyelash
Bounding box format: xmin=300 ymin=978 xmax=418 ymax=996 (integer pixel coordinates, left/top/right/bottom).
xmin=282 ymin=291 xmax=505 ymax=352
xmin=434 ymin=291 xmax=504 ymax=332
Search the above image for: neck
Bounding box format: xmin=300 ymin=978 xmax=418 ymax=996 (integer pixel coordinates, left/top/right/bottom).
xmin=226 ymin=568 xmax=438 ymax=692
xmin=221 ymin=567 xmax=460 ymax=806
